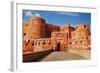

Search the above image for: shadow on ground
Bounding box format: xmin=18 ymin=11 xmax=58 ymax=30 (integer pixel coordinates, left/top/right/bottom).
xmin=23 ymin=49 xmax=53 ymax=62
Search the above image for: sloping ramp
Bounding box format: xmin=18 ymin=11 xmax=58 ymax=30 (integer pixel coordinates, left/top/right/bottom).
xmin=41 ymin=52 xmax=86 ymax=61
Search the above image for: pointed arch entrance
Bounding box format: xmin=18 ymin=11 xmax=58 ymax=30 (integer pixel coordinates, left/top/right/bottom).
xmin=56 ymin=42 xmax=60 ymax=51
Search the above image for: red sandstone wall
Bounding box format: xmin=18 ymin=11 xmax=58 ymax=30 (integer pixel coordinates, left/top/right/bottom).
xmin=68 ymin=24 xmax=91 ymax=50
xmin=23 ymin=16 xmax=91 ymax=53
xmin=33 ymin=38 xmax=52 ymax=52
xmin=45 ymin=24 xmax=60 ymax=38
xmin=51 ymin=32 xmax=69 ymax=51
xmin=23 ymin=17 xmax=46 ymax=40
xmin=60 ymin=25 xmax=75 ymax=39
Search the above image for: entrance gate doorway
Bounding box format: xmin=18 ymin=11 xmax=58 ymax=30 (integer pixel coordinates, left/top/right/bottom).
xmin=56 ymin=42 xmax=60 ymax=51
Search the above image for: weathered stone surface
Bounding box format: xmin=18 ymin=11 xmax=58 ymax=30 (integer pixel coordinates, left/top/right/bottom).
xmin=23 ymin=17 xmax=91 ymax=53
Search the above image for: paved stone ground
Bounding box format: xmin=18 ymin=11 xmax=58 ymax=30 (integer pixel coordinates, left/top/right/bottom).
xmin=40 ymin=52 xmax=86 ymax=61
xmin=68 ymin=49 xmax=91 ymax=59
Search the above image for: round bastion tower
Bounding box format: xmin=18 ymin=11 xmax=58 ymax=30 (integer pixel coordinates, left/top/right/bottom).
xmin=26 ymin=17 xmax=46 ymax=40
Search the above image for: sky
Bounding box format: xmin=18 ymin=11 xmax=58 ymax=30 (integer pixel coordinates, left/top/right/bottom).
xmin=23 ymin=10 xmax=91 ymax=27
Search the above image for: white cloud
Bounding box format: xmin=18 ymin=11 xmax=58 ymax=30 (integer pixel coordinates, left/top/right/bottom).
xmin=57 ymin=12 xmax=80 ymax=16
xmin=25 ymin=11 xmax=33 ymax=17
xmin=25 ymin=11 xmax=41 ymax=17
xmin=34 ymin=12 xmax=41 ymax=17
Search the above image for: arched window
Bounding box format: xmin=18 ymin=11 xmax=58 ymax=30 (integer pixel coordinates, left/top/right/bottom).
xmin=84 ymin=25 xmax=86 ymax=28
xmin=28 ymin=40 xmax=30 ymax=43
xmin=25 ymin=43 xmax=28 ymax=46
xmin=76 ymin=41 xmax=77 ymax=44
xmin=80 ymin=40 xmax=82 ymax=44
xmin=69 ymin=42 xmax=72 ymax=45
xmin=35 ymin=42 xmax=37 ymax=45
xmin=38 ymin=42 xmax=40 ymax=45
xmin=25 ymin=24 xmax=28 ymax=26
xmin=31 ymin=41 xmax=34 ymax=46
xmin=23 ymin=33 xmax=26 ymax=36
xmin=43 ymin=41 xmax=45 ymax=45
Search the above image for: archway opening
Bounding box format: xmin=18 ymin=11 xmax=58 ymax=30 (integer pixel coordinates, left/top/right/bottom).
xmin=56 ymin=42 xmax=60 ymax=51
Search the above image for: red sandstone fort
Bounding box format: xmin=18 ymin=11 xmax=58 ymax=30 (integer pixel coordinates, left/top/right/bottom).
xmin=23 ymin=17 xmax=91 ymax=53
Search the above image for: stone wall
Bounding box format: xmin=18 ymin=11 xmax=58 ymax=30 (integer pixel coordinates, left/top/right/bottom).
xmin=23 ymin=17 xmax=46 ymax=40
xmin=51 ymin=32 xmax=68 ymax=51
xmin=68 ymin=24 xmax=91 ymax=50
xmin=45 ymin=23 xmax=60 ymax=38
xmin=23 ymin=17 xmax=60 ymax=52
xmin=23 ymin=17 xmax=91 ymax=53
xmin=33 ymin=38 xmax=52 ymax=52
xmin=23 ymin=38 xmax=52 ymax=52
xmin=23 ymin=49 xmax=53 ymax=62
